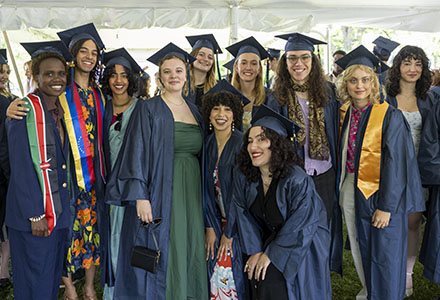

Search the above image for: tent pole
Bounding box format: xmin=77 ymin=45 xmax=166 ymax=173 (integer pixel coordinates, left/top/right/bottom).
xmin=2 ymin=30 xmax=24 ymax=96
xmin=327 ymin=25 xmax=331 ymax=75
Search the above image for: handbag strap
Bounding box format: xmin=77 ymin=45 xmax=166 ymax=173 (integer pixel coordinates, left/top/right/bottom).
xmin=135 ymin=221 xmax=160 ymax=252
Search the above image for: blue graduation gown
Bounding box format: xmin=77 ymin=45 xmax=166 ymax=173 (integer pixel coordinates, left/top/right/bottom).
xmin=231 ymin=165 xmax=332 ymax=300
xmin=101 ymin=99 xmax=143 ymax=289
xmin=105 ymin=96 xmax=205 ymax=300
xmin=430 ymin=86 xmax=440 ymax=101
xmin=333 ymin=104 xmax=425 ymax=299
xmin=418 ymin=100 xmax=440 ymax=283
xmin=204 ymin=130 xmax=247 ymax=299
xmin=6 ymin=95 xmax=72 ymax=299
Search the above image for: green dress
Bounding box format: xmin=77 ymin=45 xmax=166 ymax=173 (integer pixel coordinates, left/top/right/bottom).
xmin=165 ymin=122 xmax=208 ymax=300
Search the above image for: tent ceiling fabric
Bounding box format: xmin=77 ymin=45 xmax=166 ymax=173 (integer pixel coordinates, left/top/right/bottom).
xmin=1 ymin=0 xmax=440 ymax=32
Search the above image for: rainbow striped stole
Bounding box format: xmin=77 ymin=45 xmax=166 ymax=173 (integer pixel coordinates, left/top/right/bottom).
xmin=25 ymin=93 xmax=62 ymax=234
xmin=59 ymin=83 xmax=105 ymax=192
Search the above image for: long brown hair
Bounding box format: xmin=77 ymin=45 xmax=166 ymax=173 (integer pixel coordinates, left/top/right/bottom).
xmin=69 ymin=38 xmax=101 ymax=88
xmin=231 ymin=57 xmax=266 ymax=106
xmin=274 ymin=52 xmax=330 ymax=107
xmin=189 ymin=47 xmax=217 ymax=94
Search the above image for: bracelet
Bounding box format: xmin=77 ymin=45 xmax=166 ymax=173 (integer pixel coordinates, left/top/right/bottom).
xmin=29 ymin=214 xmax=45 ymax=222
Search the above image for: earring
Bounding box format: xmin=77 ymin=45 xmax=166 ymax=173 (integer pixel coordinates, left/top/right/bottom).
xmin=232 ymin=122 xmax=235 ymax=131
xmin=209 ymin=122 xmax=213 ymax=131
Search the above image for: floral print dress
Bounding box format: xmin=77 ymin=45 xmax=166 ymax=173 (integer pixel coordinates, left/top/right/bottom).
xmin=66 ymin=87 xmax=100 ymax=273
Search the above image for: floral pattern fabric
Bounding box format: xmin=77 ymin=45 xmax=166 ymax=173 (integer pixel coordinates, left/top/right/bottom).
xmin=66 ymin=87 xmax=100 ymax=273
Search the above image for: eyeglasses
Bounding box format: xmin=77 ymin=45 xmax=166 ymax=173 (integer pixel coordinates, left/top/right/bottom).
xmin=286 ymin=55 xmax=312 ymax=64
xmin=141 ymin=218 xmax=163 ymax=227
xmin=114 ymin=113 xmax=123 ymax=131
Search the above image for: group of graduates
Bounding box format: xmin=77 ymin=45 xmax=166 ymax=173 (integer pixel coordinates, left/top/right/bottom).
xmin=0 ymin=21 xmax=439 ymax=300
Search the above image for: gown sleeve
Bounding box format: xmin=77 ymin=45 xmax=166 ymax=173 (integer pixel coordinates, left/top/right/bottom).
xmin=105 ymin=101 xmax=151 ymax=205
xmin=418 ymin=101 xmax=440 ymax=186
xmin=265 ymin=169 xmax=326 ymax=277
xmin=377 ymin=108 xmax=424 ymax=213
xmin=230 ymin=170 xmax=263 ymax=255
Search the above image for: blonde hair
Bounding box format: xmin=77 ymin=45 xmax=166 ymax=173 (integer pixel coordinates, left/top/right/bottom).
xmin=231 ymin=58 xmax=266 ymax=106
xmin=189 ymin=47 xmax=217 ymax=94
xmin=337 ymin=64 xmax=381 ymax=105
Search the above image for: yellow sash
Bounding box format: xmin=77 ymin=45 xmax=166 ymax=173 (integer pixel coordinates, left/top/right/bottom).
xmin=339 ymin=102 xmax=389 ymax=199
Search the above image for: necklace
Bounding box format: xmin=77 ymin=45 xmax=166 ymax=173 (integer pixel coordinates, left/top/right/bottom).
xmin=163 ymin=95 xmax=185 ymax=106
xmin=262 ymin=174 xmax=272 ymax=187
xmin=113 ymin=97 xmax=133 ymax=108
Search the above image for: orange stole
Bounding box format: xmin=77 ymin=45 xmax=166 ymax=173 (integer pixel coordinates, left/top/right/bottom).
xmin=339 ymin=101 xmax=389 ymax=199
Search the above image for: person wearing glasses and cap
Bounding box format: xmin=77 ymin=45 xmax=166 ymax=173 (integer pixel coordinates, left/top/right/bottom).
xmin=186 ymin=34 xmax=223 ymax=108
xmin=201 ymin=80 xmax=249 ymax=300
xmin=333 ymin=45 xmax=424 ymax=300
xmin=372 ymin=36 xmax=400 ymax=85
xmin=106 ymin=43 xmax=208 ymax=300
xmin=99 ymin=48 xmax=144 ymax=300
xmin=272 ymin=33 xmax=339 ymax=225
xmin=226 ymin=37 xmax=280 ymax=133
xmin=6 ymin=40 xmax=74 ymax=300
xmin=385 ymin=45 xmax=436 ymax=297
xmin=229 ymin=104 xmax=331 ymax=300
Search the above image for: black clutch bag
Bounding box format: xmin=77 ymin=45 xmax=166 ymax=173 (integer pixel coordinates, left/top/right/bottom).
xmin=130 ymin=219 xmax=162 ymax=274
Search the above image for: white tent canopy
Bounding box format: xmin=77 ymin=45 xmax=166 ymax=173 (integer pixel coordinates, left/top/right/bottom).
xmin=1 ymin=0 xmax=440 ymax=33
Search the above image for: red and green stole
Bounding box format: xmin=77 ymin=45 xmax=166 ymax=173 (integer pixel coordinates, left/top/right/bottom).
xmin=59 ymin=83 xmax=105 ymax=192
xmin=25 ymin=93 xmax=63 ymax=234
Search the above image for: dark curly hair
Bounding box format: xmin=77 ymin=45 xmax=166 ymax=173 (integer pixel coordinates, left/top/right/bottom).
xmin=201 ymin=90 xmax=244 ymax=130
xmin=385 ymin=45 xmax=432 ymax=99
xmin=100 ymin=64 xmax=139 ymax=97
xmin=68 ymin=38 xmax=101 ymax=87
xmin=237 ymin=127 xmax=301 ymax=182
xmin=274 ymin=52 xmax=331 ymax=107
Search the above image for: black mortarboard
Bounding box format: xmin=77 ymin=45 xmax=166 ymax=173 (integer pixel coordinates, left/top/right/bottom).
xmin=373 ymin=36 xmax=400 ymax=58
xmin=103 ymin=48 xmax=143 ymax=74
xmin=21 ymin=41 xmax=74 ymax=62
xmin=141 ymin=71 xmax=150 ymax=79
xmin=204 ymin=79 xmax=250 ymax=106
xmin=57 ymin=23 xmax=105 ymax=50
xmin=267 ymin=48 xmax=281 ymax=59
xmin=223 ymin=59 xmax=235 ymax=72
xmin=276 ymin=33 xmax=326 ymax=52
xmin=0 ymin=49 xmax=7 ymax=64
xmin=335 ymin=45 xmax=389 ymax=73
xmin=226 ymin=37 xmax=269 ymax=60
xmin=147 ymin=43 xmax=196 ymax=66
xmin=186 ymin=34 xmax=222 ymax=54
xmin=252 ymin=104 xmax=300 ymax=139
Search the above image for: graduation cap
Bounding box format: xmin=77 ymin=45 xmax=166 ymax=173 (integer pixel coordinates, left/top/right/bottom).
xmin=223 ymin=59 xmax=235 ymax=72
xmin=373 ymin=36 xmax=399 ymax=58
xmin=267 ymin=48 xmax=281 ymax=59
xmin=252 ymin=104 xmax=301 ymax=140
xmin=147 ymin=42 xmax=196 ymax=66
xmin=204 ymin=79 xmax=250 ymax=106
xmin=186 ymin=34 xmax=223 ymax=81
xmin=0 ymin=49 xmax=7 ymax=64
xmin=103 ymin=48 xmax=143 ymax=74
xmin=141 ymin=71 xmax=150 ymax=79
xmin=21 ymin=41 xmax=74 ymax=62
xmin=57 ymin=23 xmax=105 ymax=50
xmin=276 ymin=32 xmax=326 ymax=53
xmin=335 ymin=45 xmax=389 ymax=73
xmin=226 ymin=37 xmax=269 ymax=60
xmin=186 ymin=34 xmax=222 ymax=54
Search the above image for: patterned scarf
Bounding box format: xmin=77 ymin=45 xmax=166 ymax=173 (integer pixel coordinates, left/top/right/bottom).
xmin=287 ymin=81 xmax=330 ymax=160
